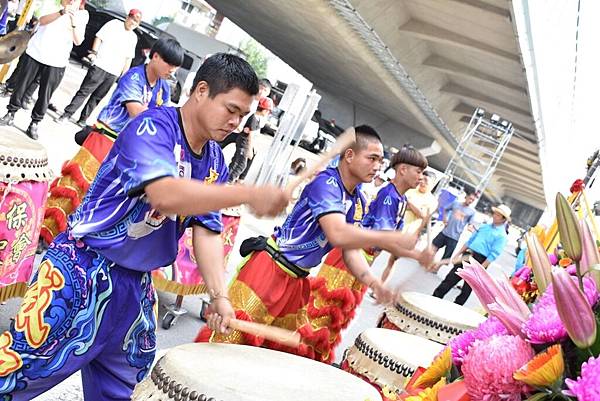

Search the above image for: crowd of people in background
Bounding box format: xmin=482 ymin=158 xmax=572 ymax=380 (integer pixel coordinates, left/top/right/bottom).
xmin=0 ymin=3 xmax=521 ymax=398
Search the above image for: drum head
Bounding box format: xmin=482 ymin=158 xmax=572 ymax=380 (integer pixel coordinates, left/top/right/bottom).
xmin=344 ymin=328 xmax=443 ymax=391
xmin=362 ymin=328 xmax=444 ymax=369
xmin=400 ymin=291 xmax=485 ymax=327
xmin=133 ymin=343 xmax=382 ymax=401
xmin=0 ymin=129 xmax=52 ymax=181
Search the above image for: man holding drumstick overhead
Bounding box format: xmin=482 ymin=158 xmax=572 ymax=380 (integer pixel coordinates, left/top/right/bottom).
xmin=197 ymin=125 xmax=419 ymax=360
xmin=0 ymin=53 xmax=289 ymax=400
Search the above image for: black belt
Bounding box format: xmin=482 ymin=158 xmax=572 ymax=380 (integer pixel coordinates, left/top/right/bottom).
xmin=239 ymin=236 xmax=310 ymax=278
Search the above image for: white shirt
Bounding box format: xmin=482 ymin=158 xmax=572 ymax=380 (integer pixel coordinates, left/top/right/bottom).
xmin=93 ymin=19 xmax=137 ymax=76
xmin=26 ymin=6 xmax=88 ymax=68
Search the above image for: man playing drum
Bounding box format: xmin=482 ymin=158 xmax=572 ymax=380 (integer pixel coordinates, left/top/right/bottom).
xmin=197 ymin=126 xmax=419 ymax=360
xmin=41 ymin=37 xmax=183 ymax=245
xmin=308 ymin=145 xmax=435 ymax=362
xmin=0 ymin=53 xmax=289 ymax=400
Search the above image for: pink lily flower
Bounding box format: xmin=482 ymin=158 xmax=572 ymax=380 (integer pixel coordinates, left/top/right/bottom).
xmin=457 ymin=260 xmax=502 ymax=313
xmin=488 ymin=301 xmax=527 ymax=338
xmin=552 ymin=267 xmax=597 ymax=349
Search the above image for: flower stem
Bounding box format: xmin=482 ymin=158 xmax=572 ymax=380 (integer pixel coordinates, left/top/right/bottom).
xmin=576 ymin=261 xmax=584 ymax=291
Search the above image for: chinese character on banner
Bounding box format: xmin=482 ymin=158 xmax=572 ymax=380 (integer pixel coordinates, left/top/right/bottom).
xmin=6 ymin=202 xmax=28 ymax=231
xmin=11 ymin=233 xmax=31 ymax=264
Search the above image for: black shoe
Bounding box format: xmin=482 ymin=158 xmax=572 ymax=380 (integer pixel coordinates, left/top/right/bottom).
xmin=25 ymin=122 xmax=38 ymax=140
xmin=75 ymin=119 xmax=86 ymax=127
xmin=48 ymin=103 xmax=58 ymax=113
xmin=0 ymin=111 xmax=15 ymax=126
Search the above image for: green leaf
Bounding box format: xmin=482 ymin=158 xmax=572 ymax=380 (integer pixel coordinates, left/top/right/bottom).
xmin=525 ymin=393 xmax=548 ymax=401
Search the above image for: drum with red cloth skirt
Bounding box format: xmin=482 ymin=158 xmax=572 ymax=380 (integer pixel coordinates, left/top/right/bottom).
xmin=0 ymin=131 xmax=52 ymax=301
xmin=308 ymin=246 xmax=376 ymax=363
xmin=152 ymin=207 xmax=242 ymax=329
xmin=377 ymin=291 xmax=485 ymax=344
xmin=341 ymin=328 xmax=443 ymax=400
xmin=40 ymin=125 xmax=115 ymax=244
xmin=132 ymin=343 xmax=382 ymax=401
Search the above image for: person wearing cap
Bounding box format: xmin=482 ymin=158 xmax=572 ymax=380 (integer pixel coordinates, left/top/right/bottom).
xmin=56 ymin=8 xmax=142 ymax=126
xmin=227 ymin=96 xmax=273 ymax=183
xmin=432 ymin=204 xmax=511 ymax=305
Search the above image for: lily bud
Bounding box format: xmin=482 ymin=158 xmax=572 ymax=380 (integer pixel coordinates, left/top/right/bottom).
xmin=525 ymin=233 xmax=552 ymax=293
xmin=555 ymin=193 xmax=582 ymax=262
xmin=552 ymin=267 xmax=597 ymax=349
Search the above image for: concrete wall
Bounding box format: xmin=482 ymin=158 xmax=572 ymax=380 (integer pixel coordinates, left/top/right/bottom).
xmin=504 ymin=197 xmax=544 ymax=229
xmin=314 ymin=86 xmax=437 ymax=150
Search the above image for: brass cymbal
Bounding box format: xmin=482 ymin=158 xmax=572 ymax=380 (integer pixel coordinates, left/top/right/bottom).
xmin=0 ymin=30 xmax=31 ymax=64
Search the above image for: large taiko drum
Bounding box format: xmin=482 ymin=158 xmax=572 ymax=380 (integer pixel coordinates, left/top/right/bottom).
xmin=132 ymin=343 xmax=382 ymax=401
xmin=378 ymin=291 xmax=485 ymax=344
xmin=341 ymin=328 xmax=444 ymax=399
xmin=0 ymin=131 xmax=52 ymax=301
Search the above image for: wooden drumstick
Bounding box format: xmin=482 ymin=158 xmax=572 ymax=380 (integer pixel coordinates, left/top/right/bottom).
xmin=285 ymin=127 xmax=356 ymax=197
xmin=228 ymin=318 xmax=301 ymax=349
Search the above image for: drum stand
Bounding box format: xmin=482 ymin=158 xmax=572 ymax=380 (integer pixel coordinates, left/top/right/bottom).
xmin=162 ymin=295 xmax=187 ymax=329
xmin=161 ymin=294 xmax=211 ymax=329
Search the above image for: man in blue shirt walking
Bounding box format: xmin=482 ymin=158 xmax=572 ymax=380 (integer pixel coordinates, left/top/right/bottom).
xmin=432 ymin=204 xmax=511 ymax=305
xmin=432 ymin=189 xmax=478 ymax=261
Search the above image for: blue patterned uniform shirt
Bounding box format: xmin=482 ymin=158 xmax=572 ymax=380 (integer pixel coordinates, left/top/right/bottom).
xmin=97 ymin=64 xmax=171 ymax=132
xmin=69 ymin=107 xmax=228 ymax=271
xmin=273 ymin=167 xmax=366 ymax=269
xmin=362 ymin=182 xmax=408 ymax=231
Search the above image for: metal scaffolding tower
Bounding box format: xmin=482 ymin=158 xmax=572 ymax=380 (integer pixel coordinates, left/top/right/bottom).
xmin=436 ymin=108 xmax=514 ymax=197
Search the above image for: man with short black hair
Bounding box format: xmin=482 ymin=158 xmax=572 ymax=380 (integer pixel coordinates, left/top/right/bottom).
xmin=367 ymin=145 xmax=435 ymax=288
xmin=41 ymin=37 xmax=184 ymax=244
xmin=0 ymin=53 xmax=290 ymax=399
xmin=56 ymin=8 xmax=141 ymax=126
xmin=197 ymin=125 xmax=419 ymax=359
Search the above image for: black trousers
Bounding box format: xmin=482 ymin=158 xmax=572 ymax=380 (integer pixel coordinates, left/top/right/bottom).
xmin=219 ymin=131 xmax=239 ymax=149
xmin=7 ymin=54 xmax=65 ymax=122
xmin=6 ymin=55 xmax=40 ymax=100
xmin=228 ymin=147 xmax=248 ymax=183
xmin=64 ymin=65 xmax=117 ymax=121
xmin=432 ymin=250 xmax=487 ymax=305
xmin=432 ymin=231 xmax=459 ymax=260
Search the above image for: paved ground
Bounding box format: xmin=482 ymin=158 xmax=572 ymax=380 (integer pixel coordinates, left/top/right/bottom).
xmin=0 ymin=61 xmax=517 ymax=400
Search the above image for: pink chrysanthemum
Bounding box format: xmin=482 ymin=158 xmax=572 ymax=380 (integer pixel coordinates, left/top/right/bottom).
xmin=462 ymin=335 xmax=534 ymax=401
xmin=565 ymin=356 xmax=600 ymax=401
xmin=524 ymin=276 xmax=599 ymax=344
xmin=522 ymin=302 xmax=568 ymax=344
xmin=449 ymin=316 xmax=508 ymax=367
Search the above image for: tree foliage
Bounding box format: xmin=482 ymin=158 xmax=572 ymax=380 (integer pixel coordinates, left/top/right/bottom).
xmin=240 ymin=39 xmax=268 ymax=78
xmin=151 ymin=16 xmax=174 ymax=27
xmin=88 ymin=0 xmax=110 ymax=8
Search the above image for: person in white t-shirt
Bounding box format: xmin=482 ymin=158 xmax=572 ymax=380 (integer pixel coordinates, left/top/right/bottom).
xmin=56 ymin=9 xmax=141 ymax=126
xmin=0 ymin=0 xmax=89 ymax=139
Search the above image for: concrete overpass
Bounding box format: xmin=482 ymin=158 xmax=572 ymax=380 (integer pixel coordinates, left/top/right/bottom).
xmin=207 ymin=0 xmax=546 ymax=217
